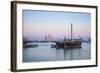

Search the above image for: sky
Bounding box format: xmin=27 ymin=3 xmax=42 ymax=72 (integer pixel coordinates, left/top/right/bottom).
xmin=22 ymin=10 xmax=91 ymax=41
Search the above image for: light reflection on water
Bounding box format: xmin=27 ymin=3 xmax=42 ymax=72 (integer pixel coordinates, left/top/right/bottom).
xmin=23 ymin=42 xmax=91 ymax=62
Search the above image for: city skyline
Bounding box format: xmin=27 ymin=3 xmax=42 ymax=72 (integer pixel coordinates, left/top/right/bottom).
xmin=23 ymin=10 xmax=91 ymax=41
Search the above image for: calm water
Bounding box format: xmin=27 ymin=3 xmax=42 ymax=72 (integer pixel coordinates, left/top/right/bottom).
xmin=23 ymin=42 xmax=91 ymax=62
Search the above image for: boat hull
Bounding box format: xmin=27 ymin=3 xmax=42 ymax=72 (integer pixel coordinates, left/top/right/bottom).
xmin=55 ymin=40 xmax=82 ymax=48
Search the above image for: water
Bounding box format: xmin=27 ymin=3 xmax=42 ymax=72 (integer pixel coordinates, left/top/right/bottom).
xmin=23 ymin=42 xmax=91 ymax=62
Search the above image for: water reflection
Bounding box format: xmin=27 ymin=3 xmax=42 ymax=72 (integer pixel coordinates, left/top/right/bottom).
xmin=23 ymin=42 xmax=91 ymax=62
xmin=56 ymin=48 xmax=81 ymax=60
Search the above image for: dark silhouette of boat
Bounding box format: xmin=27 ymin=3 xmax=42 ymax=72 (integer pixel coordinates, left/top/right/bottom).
xmin=55 ymin=23 xmax=82 ymax=48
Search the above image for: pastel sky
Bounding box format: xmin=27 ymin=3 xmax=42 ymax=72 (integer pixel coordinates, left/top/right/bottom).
xmin=23 ymin=10 xmax=91 ymax=40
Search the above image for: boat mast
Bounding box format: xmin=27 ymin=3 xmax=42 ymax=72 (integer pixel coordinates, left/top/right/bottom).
xmin=64 ymin=23 xmax=66 ymax=41
xmin=71 ymin=23 xmax=73 ymax=40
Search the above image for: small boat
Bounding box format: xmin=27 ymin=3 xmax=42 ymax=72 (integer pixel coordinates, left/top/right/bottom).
xmin=51 ymin=44 xmax=56 ymax=48
xmin=55 ymin=23 xmax=82 ymax=48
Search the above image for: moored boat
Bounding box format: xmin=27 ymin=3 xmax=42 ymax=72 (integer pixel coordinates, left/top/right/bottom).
xmin=55 ymin=23 xmax=82 ymax=48
xmin=56 ymin=39 xmax=82 ymax=48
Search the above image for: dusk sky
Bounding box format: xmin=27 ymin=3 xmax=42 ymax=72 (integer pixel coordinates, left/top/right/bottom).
xmin=23 ymin=10 xmax=91 ymax=40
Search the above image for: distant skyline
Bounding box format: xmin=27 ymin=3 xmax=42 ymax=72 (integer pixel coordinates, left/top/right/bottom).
xmin=23 ymin=10 xmax=91 ymax=41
